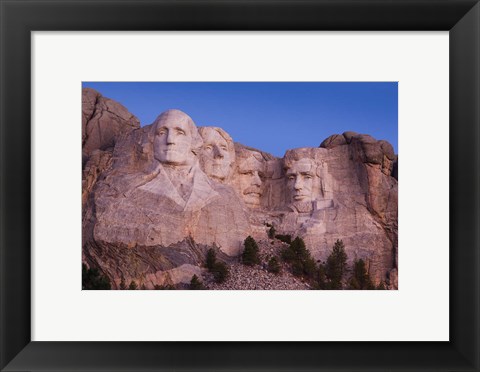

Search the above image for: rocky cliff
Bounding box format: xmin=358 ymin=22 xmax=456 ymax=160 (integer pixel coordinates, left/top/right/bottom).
xmin=82 ymin=88 xmax=398 ymax=289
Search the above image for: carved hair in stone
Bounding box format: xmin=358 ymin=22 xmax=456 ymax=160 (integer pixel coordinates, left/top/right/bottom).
xmin=198 ymin=126 xmax=235 ymax=182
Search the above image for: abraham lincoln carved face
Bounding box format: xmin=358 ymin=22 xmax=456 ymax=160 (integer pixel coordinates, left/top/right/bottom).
xmin=285 ymin=158 xmax=316 ymax=203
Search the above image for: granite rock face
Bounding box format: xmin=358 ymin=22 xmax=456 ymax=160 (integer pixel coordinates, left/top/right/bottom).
xmin=82 ymin=88 xmax=140 ymax=210
xmin=82 ymin=88 xmax=140 ymax=164
xmin=82 ymin=89 xmax=398 ymax=289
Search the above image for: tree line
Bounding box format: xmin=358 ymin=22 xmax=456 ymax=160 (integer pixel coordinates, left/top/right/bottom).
xmin=240 ymin=233 xmax=386 ymax=290
xmin=83 ymin=234 xmax=386 ymax=290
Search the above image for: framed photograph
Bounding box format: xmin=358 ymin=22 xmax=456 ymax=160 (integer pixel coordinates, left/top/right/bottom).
xmin=1 ymin=0 xmax=479 ymax=371
xmin=79 ymin=81 xmax=399 ymax=293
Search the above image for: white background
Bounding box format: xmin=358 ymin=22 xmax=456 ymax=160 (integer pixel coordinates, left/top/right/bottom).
xmin=32 ymin=32 xmax=449 ymax=341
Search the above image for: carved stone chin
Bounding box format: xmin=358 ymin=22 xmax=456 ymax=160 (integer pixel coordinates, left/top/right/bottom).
xmin=242 ymin=190 xmax=262 ymax=208
xmin=289 ymin=201 xmax=314 ymax=214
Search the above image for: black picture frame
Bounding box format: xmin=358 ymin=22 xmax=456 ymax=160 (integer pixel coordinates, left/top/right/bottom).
xmin=1 ymin=1 xmax=479 ymax=371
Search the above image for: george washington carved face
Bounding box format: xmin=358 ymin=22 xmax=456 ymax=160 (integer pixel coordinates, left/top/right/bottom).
xmin=153 ymin=109 xmax=202 ymax=166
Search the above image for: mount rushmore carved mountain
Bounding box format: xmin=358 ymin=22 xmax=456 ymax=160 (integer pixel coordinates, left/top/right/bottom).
xmin=82 ymin=88 xmax=398 ymax=289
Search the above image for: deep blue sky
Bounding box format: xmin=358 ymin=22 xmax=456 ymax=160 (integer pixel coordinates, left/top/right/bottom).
xmin=82 ymin=82 xmax=398 ymax=157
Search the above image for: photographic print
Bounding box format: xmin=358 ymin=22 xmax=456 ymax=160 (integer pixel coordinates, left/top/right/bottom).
xmin=82 ymin=82 xmax=398 ymax=290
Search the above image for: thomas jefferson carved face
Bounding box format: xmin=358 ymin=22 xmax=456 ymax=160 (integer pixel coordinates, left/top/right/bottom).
xmin=237 ymin=152 xmax=265 ymax=208
xmin=199 ymin=127 xmax=234 ymax=182
xmin=285 ymin=159 xmax=316 ymax=203
xmin=153 ymin=110 xmax=198 ymax=166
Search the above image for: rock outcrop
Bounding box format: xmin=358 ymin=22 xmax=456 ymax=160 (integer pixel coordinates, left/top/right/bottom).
xmin=82 ymin=89 xmax=398 ymax=289
xmin=82 ymin=88 xmax=140 ymax=208
xmin=82 ymin=88 xmax=140 ymax=164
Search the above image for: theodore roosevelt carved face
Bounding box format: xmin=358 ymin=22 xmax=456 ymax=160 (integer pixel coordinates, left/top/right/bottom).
xmin=236 ymin=150 xmax=265 ymax=208
xmin=198 ymin=127 xmax=235 ymax=182
xmin=153 ymin=109 xmax=202 ymax=166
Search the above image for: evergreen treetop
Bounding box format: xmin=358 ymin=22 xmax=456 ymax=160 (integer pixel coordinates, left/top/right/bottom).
xmin=325 ymin=239 xmax=348 ymax=289
xmin=82 ymin=264 xmax=111 ymax=290
xmin=190 ymin=274 xmax=205 ymax=290
xmin=349 ymin=259 xmax=375 ymax=290
xmin=242 ymin=235 xmax=260 ymax=266
xmin=206 ymin=248 xmax=216 ymax=271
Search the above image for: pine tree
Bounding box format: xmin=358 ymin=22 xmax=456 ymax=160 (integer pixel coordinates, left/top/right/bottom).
xmin=205 ymin=248 xmax=229 ymax=284
xmin=290 ymin=237 xmax=310 ymax=262
xmin=268 ymin=226 xmax=276 ymax=239
xmin=119 ymin=277 xmax=127 ymax=290
xmin=303 ymin=256 xmax=317 ymax=278
xmin=349 ymin=277 xmax=361 ymax=290
xmin=280 ymin=237 xmax=318 ymax=281
xmin=281 ymin=236 xmax=307 ymax=264
xmin=280 ymin=244 xmax=296 ymax=263
xmin=190 ymin=274 xmax=205 ymax=290
xmin=313 ymin=263 xmax=327 ymax=289
xmin=376 ymin=281 xmax=386 ymax=290
xmin=212 ymin=262 xmax=229 ymax=283
xmin=291 ymin=260 xmax=304 ymax=277
xmin=242 ymin=236 xmax=260 ymax=266
xmin=349 ymin=259 xmax=374 ymax=290
xmin=154 ymin=284 xmax=175 ymax=290
xmin=267 ymin=256 xmax=281 ymax=274
xmin=326 ymin=239 xmax=348 ymax=289
xmin=206 ymin=248 xmax=216 ymax=271
xmin=82 ymin=264 xmax=111 ymax=290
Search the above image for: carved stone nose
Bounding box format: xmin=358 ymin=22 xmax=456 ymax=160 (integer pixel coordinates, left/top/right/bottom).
xmin=213 ymin=146 xmax=223 ymax=158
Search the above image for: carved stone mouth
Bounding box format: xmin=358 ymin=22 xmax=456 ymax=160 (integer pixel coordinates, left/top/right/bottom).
xmin=243 ymin=186 xmax=262 ymax=196
xmin=244 ymin=189 xmax=261 ymax=196
xmin=294 ymin=195 xmax=308 ymax=200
